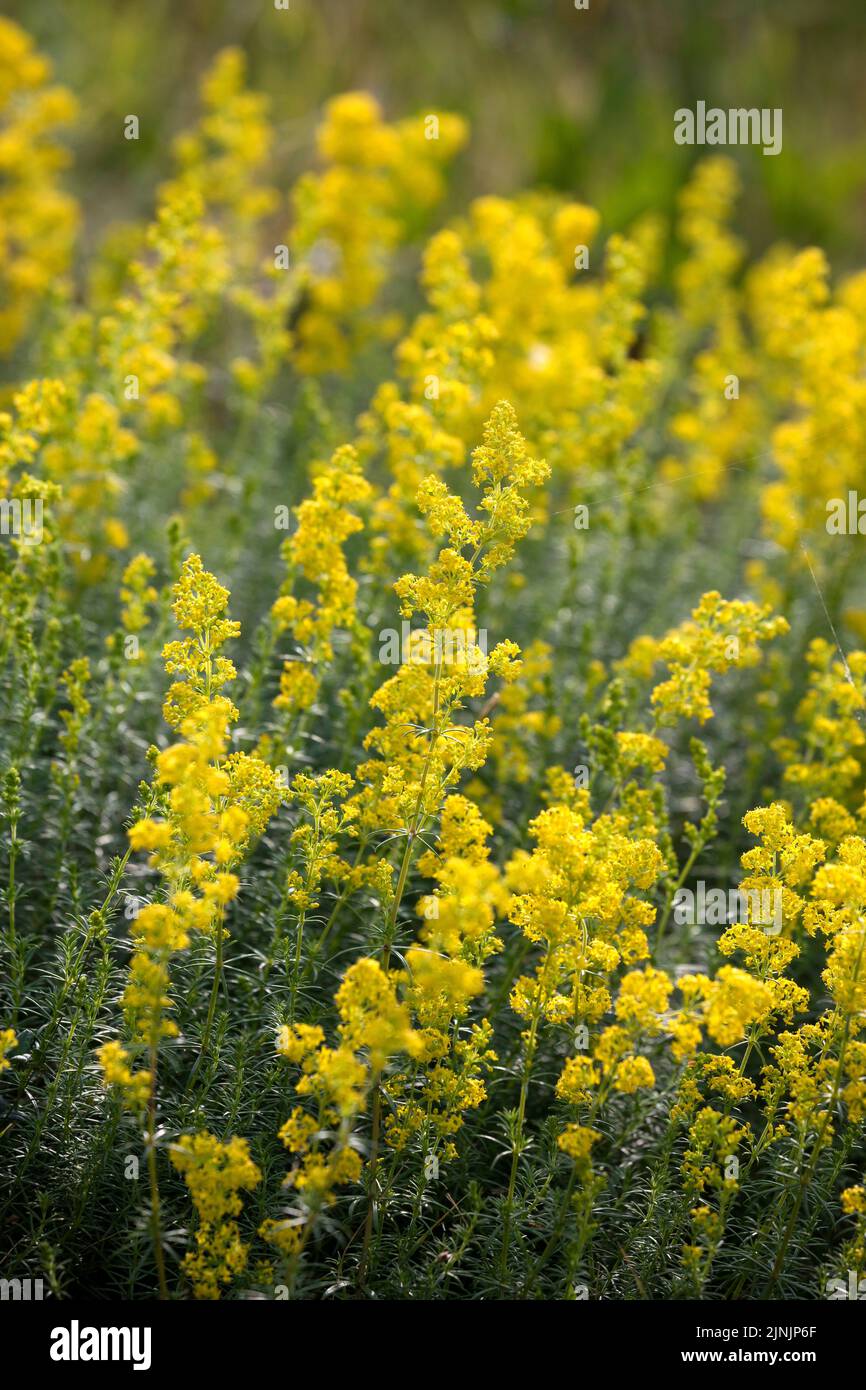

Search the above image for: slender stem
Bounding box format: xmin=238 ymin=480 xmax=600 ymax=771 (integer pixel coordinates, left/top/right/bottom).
xmin=655 ymin=839 xmax=702 ymax=955
xmin=522 ymin=1166 xmax=578 ymax=1297
xmin=5 ymin=800 xmax=22 ymax=1027
xmin=17 ymin=846 xmax=133 ymax=1092
xmin=146 ymin=1048 xmax=168 ymax=1300
xmin=763 ymin=1017 xmax=852 ymax=1295
xmin=200 ymin=918 xmax=225 ymax=1060
xmin=764 ymin=924 xmax=865 ymax=1295
xmin=358 ymin=1069 xmax=383 ymax=1286
xmin=288 ymin=910 xmax=307 ymax=1024
xmin=500 ymin=1009 xmax=541 ymax=1278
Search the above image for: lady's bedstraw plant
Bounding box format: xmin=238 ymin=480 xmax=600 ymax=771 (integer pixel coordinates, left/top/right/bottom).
xmin=5 ymin=17 xmax=866 ymax=1303
xmin=274 ymin=768 xmax=357 ymax=1009
xmin=352 ymin=402 xmax=546 ymax=1270
xmin=260 ymin=401 xmax=548 ymax=1286
xmin=98 ymin=555 xmax=279 ymax=1294
xmin=0 ymin=19 xmax=78 ymax=354
xmin=262 ymin=957 xmax=420 ymax=1292
xmin=268 ymin=443 xmax=372 ymax=735
xmin=502 ymin=791 xmax=666 ymax=1278
xmin=126 ymin=554 xmax=281 ymax=1052
xmin=169 ymin=1131 xmax=262 ymax=1300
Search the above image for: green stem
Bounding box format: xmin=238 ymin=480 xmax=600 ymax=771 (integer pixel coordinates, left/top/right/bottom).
xmin=358 ymin=1068 xmax=384 ymax=1287
xmin=763 ymin=1012 xmax=854 ymax=1296
xmin=146 ymin=1049 xmax=168 ymax=1300
xmin=499 ymin=1009 xmax=541 ymax=1279
xmin=200 ymin=919 xmax=225 ymax=1060
xmin=655 ymin=839 xmax=703 ymax=955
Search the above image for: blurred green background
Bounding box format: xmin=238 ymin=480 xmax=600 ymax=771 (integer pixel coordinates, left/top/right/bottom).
xmin=11 ymin=0 xmax=866 ymax=264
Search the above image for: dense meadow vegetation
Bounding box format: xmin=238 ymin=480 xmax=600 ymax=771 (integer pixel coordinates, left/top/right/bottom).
xmin=2 ymin=11 xmax=866 ymax=1302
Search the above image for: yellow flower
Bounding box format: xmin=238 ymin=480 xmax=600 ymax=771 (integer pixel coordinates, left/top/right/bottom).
xmin=652 ymin=591 xmax=788 ymax=726
xmin=97 ymin=1040 xmax=152 ymax=1112
xmin=558 ymin=1123 xmax=601 ymax=1163
xmin=127 ymin=818 xmax=171 ymax=852
xmin=276 ymin=1023 xmax=325 ymax=1063
xmin=170 ymin=1132 xmax=262 ymax=1300
xmin=614 ymin=1054 xmax=656 ymax=1094
xmin=704 ymin=966 xmax=775 ymax=1047
xmin=291 ymin=93 xmax=466 ymax=372
xmin=842 ymin=1186 xmax=866 ymax=1217
xmin=0 ymin=1027 xmax=19 ymax=1072
xmin=0 ymin=19 xmax=78 ymax=352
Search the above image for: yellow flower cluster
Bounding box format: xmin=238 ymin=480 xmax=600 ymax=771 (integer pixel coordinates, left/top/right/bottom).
xmin=748 ymin=241 xmax=866 ymax=552
xmin=271 ymin=444 xmax=372 ymax=723
xmin=170 ymin=1132 xmax=262 ymax=1299
xmin=355 ymin=402 xmax=544 ymax=840
xmin=0 ymin=19 xmax=78 ymax=353
xmin=101 ymin=555 xmax=280 ymax=1101
xmin=9 ymin=39 xmax=866 ymax=1303
xmin=164 ymin=48 xmax=277 ymax=234
xmin=267 ymin=957 xmax=419 ymax=1247
xmin=774 ymin=637 xmax=866 ymax=807
xmin=118 ymin=553 xmax=159 ymax=651
xmin=507 ymin=802 xmax=664 ymax=1030
xmin=356 ymin=188 xmax=661 ymax=571
xmin=650 ymin=591 xmax=789 ymax=726
xmin=291 ymin=92 xmax=467 ymax=372
xmin=0 ymin=1027 xmax=19 ymax=1072
xmin=95 ymin=1039 xmax=152 ymax=1114
xmin=384 ymin=796 xmax=504 ymax=1159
